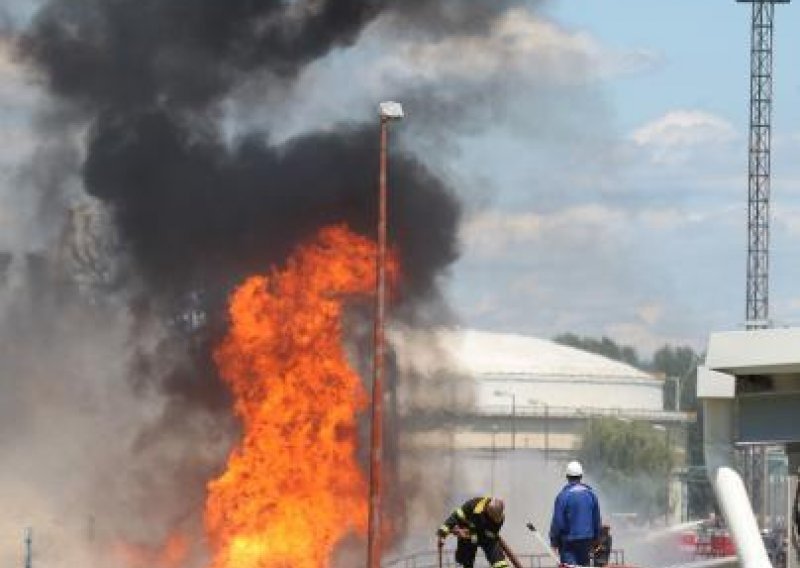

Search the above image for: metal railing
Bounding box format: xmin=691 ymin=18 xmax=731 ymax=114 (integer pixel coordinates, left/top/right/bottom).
xmin=383 ymin=549 xmax=626 ymax=568
xmin=475 ymin=404 xmax=694 ymax=423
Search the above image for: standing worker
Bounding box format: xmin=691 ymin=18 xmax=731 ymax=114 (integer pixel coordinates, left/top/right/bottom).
xmin=549 ymin=461 xmax=601 ymax=567
xmin=437 ymin=497 xmax=510 ymax=568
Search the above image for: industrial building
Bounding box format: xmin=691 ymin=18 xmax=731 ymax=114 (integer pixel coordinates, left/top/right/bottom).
xmin=395 ymin=328 xmax=691 ymax=452
xmin=393 ymin=328 xmax=694 ymax=525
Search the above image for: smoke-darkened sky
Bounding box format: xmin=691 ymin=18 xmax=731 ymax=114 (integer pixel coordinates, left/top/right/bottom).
xmin=21 ymin=0 xmax=520 ymax=304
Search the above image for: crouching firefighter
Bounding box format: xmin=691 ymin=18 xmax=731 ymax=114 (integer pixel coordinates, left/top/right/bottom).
xmin=437 ymin=497 xmax=509 ymax=568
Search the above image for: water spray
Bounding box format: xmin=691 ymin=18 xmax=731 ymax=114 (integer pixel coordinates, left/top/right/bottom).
xmin=526 ymin=522 xmax=560 ymax=564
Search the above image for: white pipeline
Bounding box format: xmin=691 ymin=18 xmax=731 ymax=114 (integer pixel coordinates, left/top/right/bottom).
xmin=703 ymin=398 xmax=771 ymax=568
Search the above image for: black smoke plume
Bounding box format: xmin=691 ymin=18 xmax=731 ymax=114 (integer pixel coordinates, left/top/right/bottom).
xmin=21 ymin=0 xmax=527 ymax=313
xmin=82 ymin=110 xmax=458 ymax=304
xmin=15 ymin=0 xmax=523 ymax=562
xmin=20 ymin=0 xmax=497 ymax=409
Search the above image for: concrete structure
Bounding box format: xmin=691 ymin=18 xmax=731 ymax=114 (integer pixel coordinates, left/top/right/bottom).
xmin=698 ymin=328 xmax=800 ymax=568
xmin=394 ymin=328 xmax=692 ymax=456
xmin=449 ymin=329 xmax=664 ymax=410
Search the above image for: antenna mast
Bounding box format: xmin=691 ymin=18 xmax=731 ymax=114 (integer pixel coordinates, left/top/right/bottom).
xmin=739 ymin=0 xmax=788 ymax=329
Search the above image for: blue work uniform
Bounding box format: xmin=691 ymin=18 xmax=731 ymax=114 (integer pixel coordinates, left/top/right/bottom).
xmin=549 ymin=481 xmax=601 ymax=566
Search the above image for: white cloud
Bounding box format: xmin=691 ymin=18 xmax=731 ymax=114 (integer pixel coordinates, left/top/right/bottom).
xmin=637 ymin=207 xmax=714 ymax=230
xmin=461 ymin=211 xmax=543 ymax=255
xmin=461 ymin=204 xmax=716 ymax=260
xmin=630 ymin=110 xmax=738 ymax=165
xmin=374 ymin=8 xmax=661 ymax=87
xmin=637 ymin=208 xmax=687 ymax=230
xmin=462 ymin=205 xmax=626 ymax=258
xmin=774 ymin=206 xmax=800 ymax=236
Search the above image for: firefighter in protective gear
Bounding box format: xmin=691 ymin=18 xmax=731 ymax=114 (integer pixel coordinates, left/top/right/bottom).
xmin=437 ymin=497 xmax=509 ymax=568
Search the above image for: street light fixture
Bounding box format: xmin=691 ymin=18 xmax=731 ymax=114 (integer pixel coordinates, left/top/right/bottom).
xmin=367 ymin=101 xmax=404 ymax=568
xmin=494 ymin=390 xmax=516 ymax=450
xmin=528 ymin=398 xmax=550 ymax=463
xmin=379 ymin=101 xmax=405 ymax=120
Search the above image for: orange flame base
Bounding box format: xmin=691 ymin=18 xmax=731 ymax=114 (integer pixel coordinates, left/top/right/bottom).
xmin=205 ymin=225 xmax=391 ymax=568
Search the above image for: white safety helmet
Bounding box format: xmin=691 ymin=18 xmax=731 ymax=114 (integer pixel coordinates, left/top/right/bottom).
xmin=565 ymin=460 xmax=584 ymax=478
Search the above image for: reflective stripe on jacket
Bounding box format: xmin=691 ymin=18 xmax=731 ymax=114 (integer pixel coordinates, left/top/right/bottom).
xmin=437 ymin=496 xmax=503 ymax=543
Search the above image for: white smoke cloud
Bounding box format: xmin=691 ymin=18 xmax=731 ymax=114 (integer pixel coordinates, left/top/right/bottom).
xmin=225 ymin=7 xmax=654 ymax=147
xmin=0 ymin=275 xmax=232 ymax=568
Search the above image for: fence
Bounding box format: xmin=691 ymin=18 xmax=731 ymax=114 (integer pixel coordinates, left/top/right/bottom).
xmin=383 ymin=549 xmax=626 ymax=568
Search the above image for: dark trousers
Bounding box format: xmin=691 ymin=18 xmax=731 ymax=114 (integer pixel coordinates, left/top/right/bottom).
xmin=560 ymin=539 xmax=592 ymax=567
xmin=455 ymin=538 xmax=508 ymax=568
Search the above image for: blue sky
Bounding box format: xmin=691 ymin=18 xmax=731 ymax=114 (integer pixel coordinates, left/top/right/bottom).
xmin=439 ymin=1 xmax=800 ymax=352
xmin=546 ymin=0 xmax=795 ymax=129
xmin=3 ymin=1 xmax=800 ymax=355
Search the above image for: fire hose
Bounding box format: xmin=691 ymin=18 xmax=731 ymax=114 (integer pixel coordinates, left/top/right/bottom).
xmin=436 ymin=531 xmax=523 ymax=568
xmin=499 ymin=536 xmax=524 ymax=568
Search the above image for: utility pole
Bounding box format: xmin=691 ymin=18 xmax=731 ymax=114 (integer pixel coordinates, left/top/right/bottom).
xmin=24 ymin=528 xmax=32 ymax=568
xmin=494 ymin=390 xmax=516 ymax=450
xmin=491 ymin=424 xmax=499 ymax=495
xmin=738 ymin=0 xmax=788 ymax=330
xmin=367 ymin=101 xmax=403 ymax=568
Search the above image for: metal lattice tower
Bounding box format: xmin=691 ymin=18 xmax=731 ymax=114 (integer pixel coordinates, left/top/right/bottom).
xmin=739 ymin=0 xmax=789 ymax=329
xmin=737 ymin=0 xmax=788 ymax=531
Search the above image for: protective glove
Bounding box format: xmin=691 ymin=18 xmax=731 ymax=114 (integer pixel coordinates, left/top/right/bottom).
xmin=452 ymin=527 xmax=471 ymax=539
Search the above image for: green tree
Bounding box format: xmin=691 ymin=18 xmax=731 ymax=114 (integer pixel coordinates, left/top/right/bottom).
xmin=577 ymin=417 xmax=672 ymax=521
xmin=554 ymin=333 xmax=642 ymax=369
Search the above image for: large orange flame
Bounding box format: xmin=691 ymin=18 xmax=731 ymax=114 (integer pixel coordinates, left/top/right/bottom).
xmin=206 ymin=225 xmax=392 ymax=568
